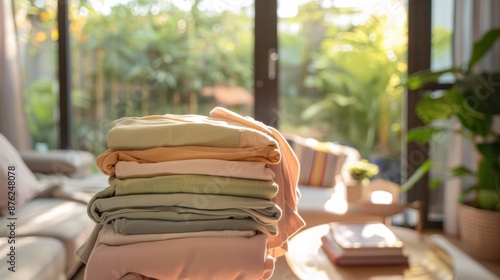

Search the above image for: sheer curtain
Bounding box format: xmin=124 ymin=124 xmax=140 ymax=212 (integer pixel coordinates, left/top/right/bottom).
xmin=0 ymin=0 xmax=31 ymax=150
xmin=443 ymin=0 xmax=500 ymax=235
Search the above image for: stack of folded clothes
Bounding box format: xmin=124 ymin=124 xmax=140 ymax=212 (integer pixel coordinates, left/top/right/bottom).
xmin=76 ymin=107 xmax=305 ymax=280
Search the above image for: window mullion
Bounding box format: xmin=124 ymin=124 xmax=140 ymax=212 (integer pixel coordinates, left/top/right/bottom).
xmin=57 ymin=0 xmax=72 ymax=149
xmin=254 ymin=0 xmax=278 ymax=127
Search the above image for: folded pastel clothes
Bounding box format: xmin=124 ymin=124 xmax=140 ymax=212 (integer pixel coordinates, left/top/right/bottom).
xmin=107 ymin=114 xmax=279 ymax=151
xmin=84 ymin=232 xmax=274 ymax=280
xmin=115 ymin=159 xmax=275 ymax=180
xmin=98 ymin=223 xmax=256 ymax=246
xmin=109 ymin=174 xmax=278 ymax=200
xmin=96 ymin=146 xmax=281 ymax=175
xmin=88 ymin=187 xmax=282 ymax=225
xmin=112 ymin=217 xmax=278 ymax=236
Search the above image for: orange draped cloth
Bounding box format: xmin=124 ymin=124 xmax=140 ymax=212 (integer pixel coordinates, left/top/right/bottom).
xmin=210 ymin=107 xmax=306 ymax=258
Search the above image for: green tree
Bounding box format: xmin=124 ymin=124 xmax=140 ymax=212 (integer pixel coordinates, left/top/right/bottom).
xmin=293 ymin=7 xmax=407 ymax=157
xmin=71 ymin=1 xmax=254 ymax=152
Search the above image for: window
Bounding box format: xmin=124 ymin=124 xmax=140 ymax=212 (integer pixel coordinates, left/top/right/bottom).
xmin=14 ymin=0 xmax=59 ymax=151
xmin=16 ymin=0 xmax=256 ymax=154
xmin=427 ymin=0 xmax=455 ymax=224
xmin=15 ymin=0 xmax=443 ymax=228
xmin=278 ymin=0 xmax=408 ymax=184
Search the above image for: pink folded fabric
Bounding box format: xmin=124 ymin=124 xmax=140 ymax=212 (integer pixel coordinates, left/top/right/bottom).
xmin=85 ymin=233 xmax=275 ymax=280
xmin=115 ymin=159 xmax=275 ymax=180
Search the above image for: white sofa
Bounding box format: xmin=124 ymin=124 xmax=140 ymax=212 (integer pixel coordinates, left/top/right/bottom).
xmin=0 ymin=134 xmax=106 ymax=280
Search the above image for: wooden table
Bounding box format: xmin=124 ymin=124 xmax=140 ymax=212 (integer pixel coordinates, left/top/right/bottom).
xmin=285 ymin=224 xmax=454 ymax=280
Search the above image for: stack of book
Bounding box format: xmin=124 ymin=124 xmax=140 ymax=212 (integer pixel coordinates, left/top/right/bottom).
xmin=321 ymin=222 xmax=409 ymax=266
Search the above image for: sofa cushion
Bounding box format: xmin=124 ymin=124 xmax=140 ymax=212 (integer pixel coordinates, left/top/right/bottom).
xmin=285 ymin=134 xmax=359 ymax=188
xmin=20 ymin=149 xmax=95 ymax=178
xmin=0 ymin=236 xmax=66 ymax=280
xmin=294 ymin=143 xmax=346 ymax=188
xmin=0 ymin=134 xmax=41 ymax=216
xmin=0 ymin=198 xmax=94 ymax=277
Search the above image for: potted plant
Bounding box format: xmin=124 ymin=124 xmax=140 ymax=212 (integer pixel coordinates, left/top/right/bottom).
xmin=403 ymin=28 xmax=500 ymax=261
xmin=344 ymin=159 xmax=379 ymax=203
xmin=346 ymin=159 xmax=380 ymax=185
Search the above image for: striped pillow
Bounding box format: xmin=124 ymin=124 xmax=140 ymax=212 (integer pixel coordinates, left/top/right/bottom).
xmin=292 ymin=142 xmax=347 ymax=188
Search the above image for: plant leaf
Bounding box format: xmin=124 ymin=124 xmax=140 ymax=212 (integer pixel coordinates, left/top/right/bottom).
xmin=477 ymin=189 xmax=500 ymax=210
xmin=477 ymin=157 xmax=500 ymax=192
xmin=400 ymin=160 xmax=433 ymax=193
xmin=329 ymin=94 xmax=357 ymax=107
xmin=407 ymin=127 xmax=442 ymax=144
xmin=451 ymin=166 xmax=475 ymax=177
xmin=301 ymin=100 xmax=329 ymax=120
xmin=476 ymin=143 xmax=500 ymax=162
xmin=461 ymin=72 xmax=500 ymax=115
xmin=467 ymin=28 xmax=500 ymax=73
xmin=456 ymin=110 xmax=492 ymax=137
xmin=429 ymin=178 xmax=443 ymax=190
xmin=458 ymin=185 xmax=477 ymax=203
xmin=415 ymin=89 xmax=461 ymax=123
xmin=406 ymin=68 xmax=456 ymax=90
xmin=427 ymin=166 xmax=475 ymax=191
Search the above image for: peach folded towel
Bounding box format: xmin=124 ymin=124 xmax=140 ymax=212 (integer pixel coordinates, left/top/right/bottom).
xmin=96 ymin=146 xmax=280 ymax=175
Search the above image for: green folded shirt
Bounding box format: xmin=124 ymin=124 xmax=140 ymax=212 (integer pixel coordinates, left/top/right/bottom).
xmin=109 ymin=174 xmax=279 ymax=199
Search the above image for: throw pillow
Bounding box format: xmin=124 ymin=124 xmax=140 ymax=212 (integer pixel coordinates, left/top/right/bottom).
xmin=20 ymin=149 xmax=95 ymax=178
xmin=293 ymin=142 xmax=347 ymax=188
xmin=0 ymin=134 xmax=40 ymax=216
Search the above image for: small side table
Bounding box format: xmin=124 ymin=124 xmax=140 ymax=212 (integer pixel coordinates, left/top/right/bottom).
xmin=285 ymin=224 xmax=454 ymax=280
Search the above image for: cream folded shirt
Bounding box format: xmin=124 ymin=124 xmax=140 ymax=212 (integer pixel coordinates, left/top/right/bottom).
xmin=107 ymin=114 xmax=278 ymax=150
xmin=98 ymin=223 xmax=256 ymax=246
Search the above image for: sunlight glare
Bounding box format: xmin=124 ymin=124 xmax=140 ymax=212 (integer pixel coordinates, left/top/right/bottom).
xmin=371 ymin=190 xmax=393 ymax=204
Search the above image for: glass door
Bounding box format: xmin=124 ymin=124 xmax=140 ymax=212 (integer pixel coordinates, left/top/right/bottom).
xmin=278 ymin=0 xmax=408 ymax=183
xmin=16 ymin=0 xmax=255 ymax=155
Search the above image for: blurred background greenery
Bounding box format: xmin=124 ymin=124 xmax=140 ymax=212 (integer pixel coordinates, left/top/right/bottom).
xmin=15 ymin=0 xmax=452 ymax=183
